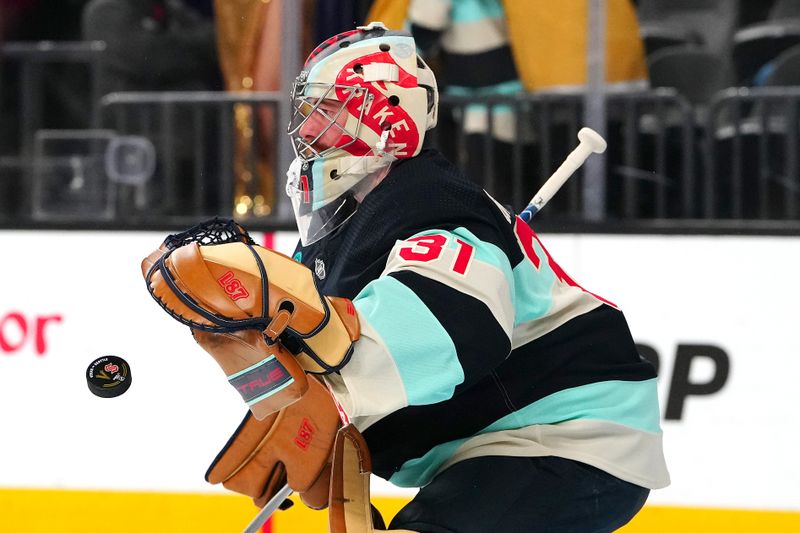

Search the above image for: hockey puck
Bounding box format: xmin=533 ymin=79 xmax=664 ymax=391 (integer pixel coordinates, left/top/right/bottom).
xmin=86 ymin=355 xmax=132 ymax=398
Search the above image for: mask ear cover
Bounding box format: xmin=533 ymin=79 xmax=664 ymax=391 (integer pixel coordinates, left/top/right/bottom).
xmin=415 ymin=55 xmax=439 ymax=130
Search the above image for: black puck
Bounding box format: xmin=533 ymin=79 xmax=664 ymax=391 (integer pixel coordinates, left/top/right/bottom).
xmin=86 ymin=355 xmax=132 ymax=398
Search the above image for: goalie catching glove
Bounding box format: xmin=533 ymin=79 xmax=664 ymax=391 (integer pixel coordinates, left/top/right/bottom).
xmin=206 ymin=376 xmax=340 ymax=510
xmin=141 ymin=218 xmax=360 ymax=419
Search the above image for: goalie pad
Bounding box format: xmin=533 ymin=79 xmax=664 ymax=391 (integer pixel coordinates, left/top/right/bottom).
xmin=329 ymin=425 xmax=418 ymax=533
xmin=206 ymin=376 xmax=341 ymax=510
xmin=141 ymin=219 xmax=360 ymax=416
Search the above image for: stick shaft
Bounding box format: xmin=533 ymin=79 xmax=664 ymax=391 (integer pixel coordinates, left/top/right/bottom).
xmin=532 ymin=146 xmax=593 ymax=207
xmin=519 ymin=129 xmax=605 ymax=221
xmin=242 ymin=484 xmax=293 ymax=533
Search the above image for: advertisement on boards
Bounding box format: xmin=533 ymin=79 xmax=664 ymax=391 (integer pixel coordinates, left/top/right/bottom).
xmin=1 ymin=230 xmax=799 ymax=532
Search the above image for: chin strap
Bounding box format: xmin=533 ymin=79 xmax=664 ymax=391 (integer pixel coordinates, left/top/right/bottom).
xmin=335 ymin=149 xmax=394 ymax=179
xmin=375 ymin=129 xmax=391 ymax=152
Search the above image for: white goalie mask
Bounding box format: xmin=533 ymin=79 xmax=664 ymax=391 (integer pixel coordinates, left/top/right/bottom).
xmin=286 ymin=22 xmax=438 ymax=245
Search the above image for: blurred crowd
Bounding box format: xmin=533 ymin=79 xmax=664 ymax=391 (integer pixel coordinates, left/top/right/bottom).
xmin=2 ymin=0 xmax=800 ymax=219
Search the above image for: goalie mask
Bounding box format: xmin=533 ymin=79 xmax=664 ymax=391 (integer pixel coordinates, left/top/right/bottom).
xmin=286 ymin=22 xmax=438 ymax=245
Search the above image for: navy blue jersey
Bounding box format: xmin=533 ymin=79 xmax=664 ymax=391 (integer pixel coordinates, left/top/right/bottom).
xmin=294 ymin=149 xmax=669 ymax=489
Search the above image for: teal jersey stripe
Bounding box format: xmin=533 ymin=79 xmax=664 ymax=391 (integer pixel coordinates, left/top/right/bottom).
xmin=389 ymin=378 xmax=662 ymax=487
xmin=354 ymin=276 xmax=464 ymax=405
xmin=488 ymin=378 xmax=663 ymax=435
xmin=390 ymin=439 xmax=466 ymax=488
xmin=451 ymin=0 xmax=505 ymax=23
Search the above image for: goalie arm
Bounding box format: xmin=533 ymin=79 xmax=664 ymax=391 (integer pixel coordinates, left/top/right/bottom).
xmin=323 ymin=227 xmax=516 ymax=421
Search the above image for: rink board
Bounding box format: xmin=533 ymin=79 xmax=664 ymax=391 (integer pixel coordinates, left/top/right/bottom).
xmin=1 ymin=230 xmax=799 ymax=531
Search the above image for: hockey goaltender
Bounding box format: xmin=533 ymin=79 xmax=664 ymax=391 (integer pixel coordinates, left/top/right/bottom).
xmin=142 ymin=22 xmax=669 ymax=533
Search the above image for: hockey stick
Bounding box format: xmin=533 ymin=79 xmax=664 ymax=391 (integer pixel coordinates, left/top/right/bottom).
xmin=242 ymin=483 xmax=293 ymax=533
xmin=519 ymin=127 xmax=607 ymax=222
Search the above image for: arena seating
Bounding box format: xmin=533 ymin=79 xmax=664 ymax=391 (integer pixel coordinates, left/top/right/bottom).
xmin=4 ymin=1 xmax=800 ymax=229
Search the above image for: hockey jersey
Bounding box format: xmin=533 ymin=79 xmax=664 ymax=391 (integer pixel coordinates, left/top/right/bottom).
xmin=293 ymin=149 xmax=670 ymax=490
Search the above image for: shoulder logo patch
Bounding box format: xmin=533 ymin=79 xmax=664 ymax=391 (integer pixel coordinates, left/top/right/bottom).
xmin=314 ymin=258 xmax=326 ymax=280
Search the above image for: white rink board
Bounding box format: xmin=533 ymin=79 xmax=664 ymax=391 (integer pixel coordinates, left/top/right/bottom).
xmin=0 ymin=230 xmax=798 ymax=511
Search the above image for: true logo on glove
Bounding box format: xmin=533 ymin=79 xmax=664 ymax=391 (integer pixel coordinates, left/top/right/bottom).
xmin=236 ymin=367 xmax=287 ymax=396
xmin=228 ymin=358 xmax=294 ymax=407
xmin=217 ymin=271 xmax=250 ymax=301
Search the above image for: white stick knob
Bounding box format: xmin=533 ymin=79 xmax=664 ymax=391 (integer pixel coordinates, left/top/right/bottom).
xmin=519 ymin=127 xmax=607 ymax=221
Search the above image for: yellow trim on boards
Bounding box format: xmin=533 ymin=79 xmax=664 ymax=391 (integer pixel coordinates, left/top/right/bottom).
xmin=2 ymin=489 xmax=800 ymax=532
xmin=0 ymin=489 xmax=257 ymax=533
xmin=618 ymin=505 xmax=800 ymax=532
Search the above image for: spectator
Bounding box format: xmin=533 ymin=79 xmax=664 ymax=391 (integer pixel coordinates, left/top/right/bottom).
xmin=366 ymin=0 xmax=411 ymax=30
xmin=503 ymin=0 xmax=647 ymax=92
xmin=637 ymin=0 xmax=738 ymax=59
xmin=505 ymin=1 xmax=647 ymax=217
xmin=82 ymin=0 xmax=219 ymax=96
xmin=407 ymin=0 xmax=529 ymax=208
xmin=2 ymin=0 xmax=95 ymax=143
xmin=82 ymin=0 xmax=220 ymax=214
xmin=1 ymin=0 xmax=94 ymax=217
xmin=404 ymin=1 xmax=648 ymax=212
xmin=314 ymin=0 xmax=373 ymax=45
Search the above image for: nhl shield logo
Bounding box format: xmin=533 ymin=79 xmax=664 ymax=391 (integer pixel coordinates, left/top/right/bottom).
xmin=314 ymin=258 xmax=326 ymax=280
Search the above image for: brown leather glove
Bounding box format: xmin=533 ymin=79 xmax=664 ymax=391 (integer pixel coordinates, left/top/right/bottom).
xmin=206 ymin=376 xmax=341 ymax=510
xmin=142 ymin=239 xmax=360 ymax=373
xmin=141 ymin=219 xmax=360 ymax=418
